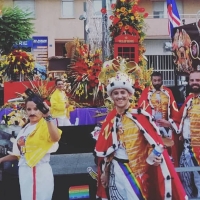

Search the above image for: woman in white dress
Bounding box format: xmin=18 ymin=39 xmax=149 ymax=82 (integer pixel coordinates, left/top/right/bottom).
xmin=0 ymin=96 xmax=62 ymax=200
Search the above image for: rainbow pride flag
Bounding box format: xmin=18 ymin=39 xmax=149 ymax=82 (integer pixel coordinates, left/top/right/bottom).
xmin=69 ymin=185 xmax=90 ymax=199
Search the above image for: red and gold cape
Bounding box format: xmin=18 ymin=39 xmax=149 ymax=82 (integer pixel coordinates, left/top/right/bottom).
xmin=95 ymin=108 xmax=187 ymax=200
xmin=138 ymin=86 xmax=181 ymax=167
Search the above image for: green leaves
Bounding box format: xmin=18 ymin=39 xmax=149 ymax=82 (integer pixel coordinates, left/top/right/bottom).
xmin=0 ymin=6 xmax=35 ymax=55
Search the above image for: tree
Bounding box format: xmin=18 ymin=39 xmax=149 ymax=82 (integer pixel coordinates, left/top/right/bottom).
xmin=0 ymin=6 xmax=35 ymax=55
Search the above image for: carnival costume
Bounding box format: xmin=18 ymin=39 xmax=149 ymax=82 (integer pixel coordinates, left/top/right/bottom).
xmin=138 ymin=86 xmax=181 ymax=167
xmin=95 ymin=57 xmax=187 ymax=200
xmin=50 ymin=88 xmax=71 ymax=126
xmin=10 ymin=118 xmax=62 ymax=200
xmin=179 ymin=94 xmax=200 ymax=198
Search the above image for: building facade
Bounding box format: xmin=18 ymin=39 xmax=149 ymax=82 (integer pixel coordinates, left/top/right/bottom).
xmin=1 ymin=0 xmax=200 ymax=85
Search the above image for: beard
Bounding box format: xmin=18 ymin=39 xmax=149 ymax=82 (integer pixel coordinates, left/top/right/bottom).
xmin=153 ymin=84 xmax=162 ymax=90
xmin=190 ymin=84 xmax=200 ymax=94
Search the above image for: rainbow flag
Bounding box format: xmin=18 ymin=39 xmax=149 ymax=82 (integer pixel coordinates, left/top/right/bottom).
xmin=69 ymin=185 xmax=89 ymax=199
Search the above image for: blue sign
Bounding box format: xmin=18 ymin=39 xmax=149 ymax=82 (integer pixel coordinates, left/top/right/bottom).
xmin=32 ymin=36 xmax=48 ymax=48
xmin=13 ymin=39 xmax=33 ymax=48
xmin=13 ymin=36 xmax=48 ymax=49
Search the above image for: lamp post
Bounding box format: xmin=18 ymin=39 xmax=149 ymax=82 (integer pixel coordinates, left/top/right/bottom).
xmin=102 ymin=0 xmax=107 ymax=62
xmin=79 ymin=2 xmax=87 ymax=43
xmin=83 ymin=2 xmax=87 ymax=43
xmin=102 ymin=0 xmax=114 ymax=61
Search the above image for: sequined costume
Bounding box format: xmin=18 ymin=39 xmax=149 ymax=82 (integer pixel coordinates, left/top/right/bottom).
xmin=179 ymin=94 xmax=200 ymax=198
xmin=138 ymin=85 xmax=181 ymax=166
xmin=95 ymin=108 xmax=187 ymax=200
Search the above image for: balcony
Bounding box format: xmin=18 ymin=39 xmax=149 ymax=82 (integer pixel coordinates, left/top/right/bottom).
xmin=144 ymin=14 xmax=197 ymax=38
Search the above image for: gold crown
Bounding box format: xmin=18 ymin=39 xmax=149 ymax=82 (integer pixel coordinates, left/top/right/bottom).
xmin=98 ymin=57 xmax=141 ymax=96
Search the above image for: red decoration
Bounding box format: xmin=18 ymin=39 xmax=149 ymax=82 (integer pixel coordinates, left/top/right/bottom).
xmin=144 ymin=13 xmax=149 ymax=18
xmin=114 ymin=33 xmax=139 ymax=63
xmin=113 ymin=17 xmax=120 ymax=25
xmin=1 ymin=50 xmax=35 ymax=80
xmin=111 ymin=3 xmax=116 ymax=9
xmin=132 ymin=5 xmax=138 ymax=12
xmin=121 ymin=26 xmax=134 ymax=34
xmin=139 ymin=7 xmax=145 ymax=13
xmin=4 ymin=81 xmax=55 ymax=104
xmin=101 ymin=8 xmax=107 ymax=14
xmin=109 ymin=15 xmax=114 ymax=20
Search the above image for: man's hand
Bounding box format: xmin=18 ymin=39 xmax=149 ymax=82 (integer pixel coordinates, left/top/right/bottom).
xmin=156 ymin=119 xmax=171 ymax=128
xmin=153 ymin=156 xmax=163 ymax=166
xmin=101 ymin=172 xmax=109 ymax=188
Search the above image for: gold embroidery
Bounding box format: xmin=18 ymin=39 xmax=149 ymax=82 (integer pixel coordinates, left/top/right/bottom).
xmin=119 ymin=116 xmax=150 ymax=176
xmin=140 ymin=100 xmax=150 ymax=110
xmin=188 ymin=98 xmax=200 ymax=146
xmin=151 ymin=91 xmax=168 ymax=120
xmin=102 ymin=124 xmax=111 ymax=140
xmin=172 ymin=100 xmax=179 ymax=112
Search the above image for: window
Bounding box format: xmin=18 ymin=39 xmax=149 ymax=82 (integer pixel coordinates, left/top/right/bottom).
xmin=118 ymin=47 xmax=136 ymax=62
xmin=146 ymin=55 xmax=175 ymax=86
xmin=61 ymin=0 xmax=74 ymax=18
xmin=89 ymin=0 xmax=117 ymax=17
xmin=176 ymin=1 xmax=183 ymax=17
xmin=153 ymin=1 xmax=183 ymax=19
xmin=13 ymin=0 xmax=35 ymax=18
xmin=153 ymin=2 xmax=164 ymax=18
xmin=93 ymin=0 xmax=102 ymax=17
xmin=55 ymin=42 xmax=67 ymax=57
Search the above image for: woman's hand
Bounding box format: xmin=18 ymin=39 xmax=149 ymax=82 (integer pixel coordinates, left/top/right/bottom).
xmin=153 ymin=156 xmax=163 ymax=166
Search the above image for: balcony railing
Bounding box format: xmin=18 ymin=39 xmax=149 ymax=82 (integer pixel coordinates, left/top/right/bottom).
xmin=147 ymin=14 xmax=197 ymax=19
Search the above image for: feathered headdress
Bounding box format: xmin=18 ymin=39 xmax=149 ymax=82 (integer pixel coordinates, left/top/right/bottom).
xmin=98 ymin=57 xmax=141 ymax=96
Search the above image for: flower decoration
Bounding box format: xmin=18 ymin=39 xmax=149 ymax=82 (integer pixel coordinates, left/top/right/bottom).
xmin=25 ymin=78 xmax=55 ymax=101
xmin=0 ymin=50 xmax=35 ymax=80
xmin=13 ymin=78 xmax=55 ymax=104
xmin=101 ymin=8 xmax=107 ymax=14
xmin=67 ymin=38 xmax=104 ymax=106
xmin=106 ymin=0 xmax=152 ymax=106
xmin=109 ymin=0 xmax=148 ymax=67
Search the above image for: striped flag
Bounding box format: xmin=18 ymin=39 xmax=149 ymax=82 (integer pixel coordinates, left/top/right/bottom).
xmin=167 ymin=0 xmax=181 ymax=38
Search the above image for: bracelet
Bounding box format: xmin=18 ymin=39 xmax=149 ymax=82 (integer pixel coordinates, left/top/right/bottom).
xmin=44 ymin=115 xmax=53 ymax=122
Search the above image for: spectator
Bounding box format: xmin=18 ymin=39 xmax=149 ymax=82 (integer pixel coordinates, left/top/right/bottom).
xmin=50 ymin=79 xmax=71 ymax=126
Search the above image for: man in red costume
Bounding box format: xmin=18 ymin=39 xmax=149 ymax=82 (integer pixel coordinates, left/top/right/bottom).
xmin=95 ymin=58 xmax=187 ymax=200
xmin=178 ymin=71 xmax=200 ymax=198
xmin=138 ymin=71 xmax=181 ymax=167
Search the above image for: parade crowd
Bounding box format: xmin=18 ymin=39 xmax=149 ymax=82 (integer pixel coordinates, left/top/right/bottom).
xmin=94 ymin=58 xmax=200 ymax=200
xmin=0 ymin=58 xmax=200 ymax=200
